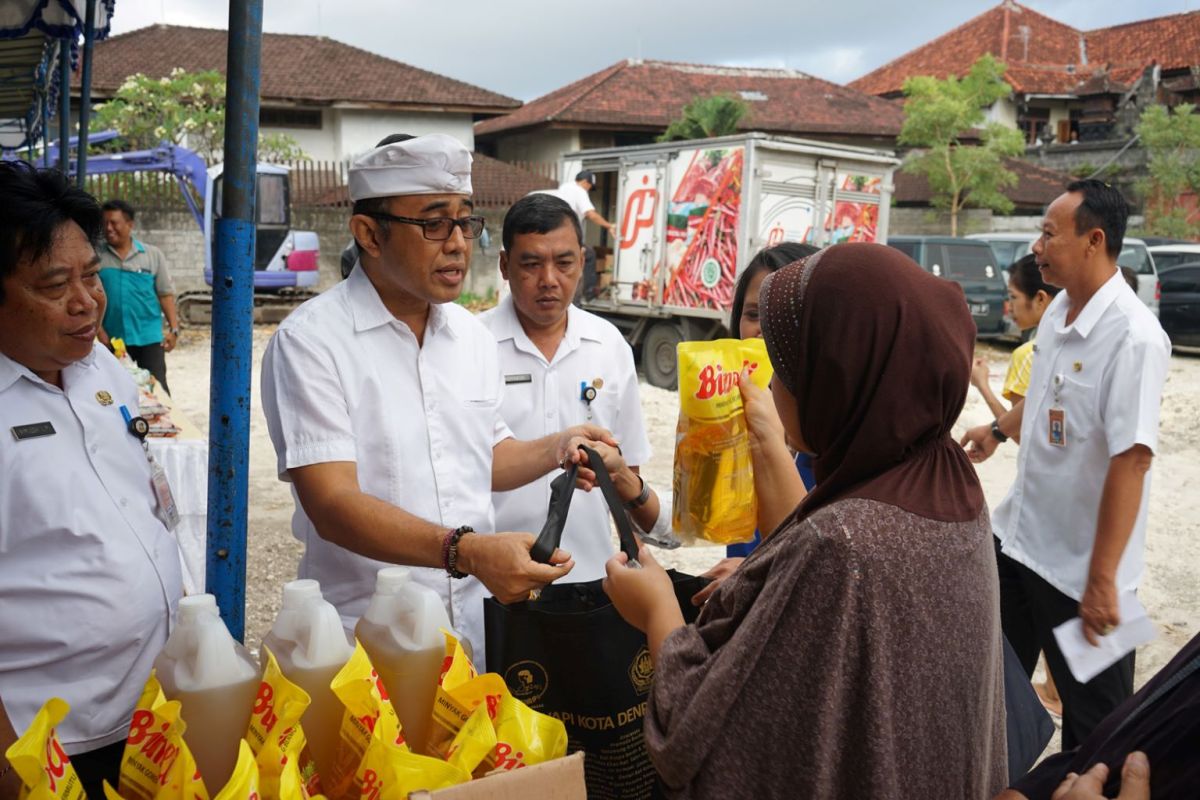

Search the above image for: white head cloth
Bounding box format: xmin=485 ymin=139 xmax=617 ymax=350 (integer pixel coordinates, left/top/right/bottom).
xmin=347 ymin=134 xmax=473 ymax=201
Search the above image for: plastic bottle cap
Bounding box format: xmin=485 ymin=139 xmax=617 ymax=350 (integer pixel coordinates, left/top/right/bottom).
xmin=281 ymin=579 xmax=322 ymax=610
xmin=374 ymin=567 xmax=411 ymax=593
xmin=178 ymin=593 xmax=219 ymax=622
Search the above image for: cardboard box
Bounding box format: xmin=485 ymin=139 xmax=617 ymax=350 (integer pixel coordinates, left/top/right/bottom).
xmin=411 ymin=753 xmax=586 ymax=800
xmin=600 ymin=254 xmax=614 ymax=273
xmin=597 ymin=271 xmax=613 ymax=289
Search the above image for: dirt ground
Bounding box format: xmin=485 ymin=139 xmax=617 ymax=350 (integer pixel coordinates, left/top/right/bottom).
xmin=166 ymin=327 xmax=1199 ymax=740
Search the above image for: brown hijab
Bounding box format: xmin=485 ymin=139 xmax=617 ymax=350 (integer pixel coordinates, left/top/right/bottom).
xmin=759 ymin=242 xmax=984 ymax=524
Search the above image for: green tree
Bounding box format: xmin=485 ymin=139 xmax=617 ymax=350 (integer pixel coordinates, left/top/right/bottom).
xmin=1136 ymin=103 xmax=1200 ymax=238
xmin=659 ymin=94 xmax=749 ymax=142
xmin=92 ymin=68 xmax=307 ymax=163
xmin=898 ymin=55 xmax=1025 ymax=236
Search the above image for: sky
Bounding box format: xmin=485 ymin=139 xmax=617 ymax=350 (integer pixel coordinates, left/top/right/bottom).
xmin=108 ymin=0 xmax=1196 ymax=101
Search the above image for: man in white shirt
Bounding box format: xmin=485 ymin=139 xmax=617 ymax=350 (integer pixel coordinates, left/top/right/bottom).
xmin=537 ymin=171 xmax=616 ymax=301
xmin=261 ymin=135 xmax=613 ymax=660
xmin=482 ymin=194 xmax=673 ymax=582
xmin=0 ymin=162 xmax=183 ymax=798
xmin=961 ymin=179 xmax=1170 ymax=749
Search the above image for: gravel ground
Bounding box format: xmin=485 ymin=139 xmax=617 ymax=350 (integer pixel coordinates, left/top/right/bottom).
xmin=166 ymin=325 xmax=1200 ymax=757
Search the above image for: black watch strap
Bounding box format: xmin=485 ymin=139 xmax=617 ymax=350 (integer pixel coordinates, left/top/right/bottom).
xmin=990 ymin=420 xmax=1009 ymax=443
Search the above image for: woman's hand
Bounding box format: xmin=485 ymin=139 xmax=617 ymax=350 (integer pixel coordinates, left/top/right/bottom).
xmin=691 ymin=557 xmax=744 ymax=606
xmin=603 ymin=545 xmax=676 ymax=633
xmin=971 ymin=355 xmax=991 ymax=390
xmin=740 ymin=368 xmax=786 ymax=450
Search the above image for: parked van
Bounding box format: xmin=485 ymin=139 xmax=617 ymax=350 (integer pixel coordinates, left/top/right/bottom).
xmin=887 ymin=236 xmax=1009 ymax=338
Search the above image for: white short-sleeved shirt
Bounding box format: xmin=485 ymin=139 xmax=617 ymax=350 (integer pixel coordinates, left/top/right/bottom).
xmin=993 ymin=270 xmax=1171 ymax=600
xmin=534 ymin=183 xmax=595 ymax=231
xmin=261 ymin=265 xmax=513 ymax=658
xmin=480 ymin=296 xmax=651 ymax=582
xmin=0 ymin=345 xmax=182 ymax=752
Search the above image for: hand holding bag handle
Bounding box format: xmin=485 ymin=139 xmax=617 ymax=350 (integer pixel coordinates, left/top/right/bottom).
xmin=529 ymin=444 xmax=639 ymax=565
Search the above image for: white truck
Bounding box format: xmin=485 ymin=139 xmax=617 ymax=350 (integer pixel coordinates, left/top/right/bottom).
xmin=564 ymin=133 xmax=900 ymax=388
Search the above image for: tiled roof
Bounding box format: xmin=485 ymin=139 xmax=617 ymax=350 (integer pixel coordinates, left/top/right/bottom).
xmin=476 ymin=60 xmax=904 ymax=139
xmin=893 ymin=157 xmax=1072 ymax=209
xmin=73 ymin=24 xmax=520 ymax=112
xmin=850 ymin=2 xmax=1200 ymax=98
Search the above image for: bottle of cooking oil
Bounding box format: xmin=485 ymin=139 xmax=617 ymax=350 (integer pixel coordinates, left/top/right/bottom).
xmin=354 ymin=567 xmax=450 ymax=755
xmin=154 ymin=594 xmax=259 ymax=792
xmin=261 ymin=579 xmax=354 ymax=786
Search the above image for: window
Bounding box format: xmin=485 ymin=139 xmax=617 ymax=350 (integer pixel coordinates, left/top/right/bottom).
xmin=1160 ymin=267 xmax=1200 ymax=293
xmin=940 ymin=244 xmax=998 ymax=281
xmin=987 ymin=240 xmax=1030 ymax=271
xmin=1117 ymin=244 xmax=1154 ymax=275
xmin=259 ymin=107 xmax=322 ymax=129
xmin=257 ymin=174 xmax=288 ymax=226
xmin=888 ymin=241 xmax=918 ymax=260
xmin=1151 ymin=252 xmax=1198 ymax=271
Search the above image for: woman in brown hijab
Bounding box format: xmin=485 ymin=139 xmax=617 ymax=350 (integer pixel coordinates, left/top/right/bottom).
xmin=605 ymin=243 xmax=1008 ymax=798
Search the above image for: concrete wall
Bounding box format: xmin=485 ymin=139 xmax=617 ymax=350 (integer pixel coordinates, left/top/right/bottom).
xmin=888 ymin=207 xmax=995 ymax=236
xmin=1025 ymin=140 xmax=1148 ymax=208
xmin=987 ymin=98 xmax=1018 ymax=129
xmin=261 ymin=109 xmax=336 ymax=160
xmin=494 ymin=128 xmax=581 ymax=166
xmin=334 ymin=110 xmax=475 ymax=160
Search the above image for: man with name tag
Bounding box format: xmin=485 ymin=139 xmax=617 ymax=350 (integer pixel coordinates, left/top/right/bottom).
xmin=481 ymin=194 xmax=673 ymax=584
xmin=0 ymin=162 xmax=183 ymax=797
xmin=261 ymin=135 xmax=615 ymax=661
xmin=961 ymin=179 xmax=1170 ymax=749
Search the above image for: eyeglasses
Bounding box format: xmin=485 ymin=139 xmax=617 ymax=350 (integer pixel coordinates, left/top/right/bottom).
xmin=362 ymin=212 xmax=486 ymax=241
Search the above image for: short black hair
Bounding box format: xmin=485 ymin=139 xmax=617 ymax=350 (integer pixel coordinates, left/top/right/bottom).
xmin=101 ymin=198 xmax=136 ymax=221
xmin=1065 ymin=179 xmax=1129 ymax=259
xmin=351 ymin=133 xmax=417 ymax=239
xmin=729 ymin=242 xmax=819 ymax=334
xmin=502 ymin=193 xmax=582 ymax=253
xmin=1008 ymin=253 xmax=1061 ymax=301
xmin=0 ymin=162 xmax=102 ymax=304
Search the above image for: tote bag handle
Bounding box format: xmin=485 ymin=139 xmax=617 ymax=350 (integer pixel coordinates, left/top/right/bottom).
xmin=529 ymin=444 xmax=639 ymax=564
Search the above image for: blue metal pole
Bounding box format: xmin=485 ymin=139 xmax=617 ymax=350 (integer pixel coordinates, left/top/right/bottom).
xmin=206 ymin=0 xmax=262 ymax=641
xmin=75 ymin=0 xmax=96 ymax=185
xmin=58 ymin=39 xmax=70 ymax=174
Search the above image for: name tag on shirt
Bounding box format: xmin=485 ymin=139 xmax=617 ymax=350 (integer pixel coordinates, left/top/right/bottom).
xmin=11 ymin=421 xmax=55 ymax=440
xmin=1048 ymin=407 xmax=1066 ymax=447
xmin=504 ymin=373 xmax=533 ymax=384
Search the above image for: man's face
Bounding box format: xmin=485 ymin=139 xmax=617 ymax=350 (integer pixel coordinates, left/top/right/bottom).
xmin=500 ymin=222 xmax=583 ymax=331
xmin=102 ymin=210 xmax=133 ymax=249
xmin=1032 ymin=191 xmax=1094 ymax=289
xmin=359 ymin=194 xmax=474 ymax=305
xmin=0 ymin=221 xmax=105 ymax=382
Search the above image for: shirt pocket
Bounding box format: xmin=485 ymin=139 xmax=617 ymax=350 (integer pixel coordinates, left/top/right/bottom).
xmin=1056 ymin=375 xmax=1098 ymax=443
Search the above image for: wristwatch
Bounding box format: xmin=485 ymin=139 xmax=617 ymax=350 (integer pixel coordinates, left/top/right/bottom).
xmin=168 ymin=327 xmax=180 ymax=336
xmin=990 ymin=420 xmax=1009 ymax=443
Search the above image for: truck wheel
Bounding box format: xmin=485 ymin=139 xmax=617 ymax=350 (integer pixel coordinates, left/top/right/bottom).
xmin=642 ymin=322 xmax=683 ymax=389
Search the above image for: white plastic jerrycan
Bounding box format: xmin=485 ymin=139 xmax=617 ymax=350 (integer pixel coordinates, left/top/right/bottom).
xmin=154 ymin=594 xmax=260 ymax=792
xmin=261 ymin=579 xmax=354 ymax=783
xmin=354 ymin=567 xmax=451 ymax=755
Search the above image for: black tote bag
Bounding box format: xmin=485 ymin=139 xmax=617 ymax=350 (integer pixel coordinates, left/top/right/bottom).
xmin=484 ymin=445 xmax=707 ymax=800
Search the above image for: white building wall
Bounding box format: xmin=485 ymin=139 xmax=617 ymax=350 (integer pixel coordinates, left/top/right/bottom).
xmin=495 ymin=128 xmax=581 ymax=167
xmin=986 ymin=97 xmax=1019 ymax=129
xmin=334 ymin=110 xmax=476 ymax=160
xmin=261 ymin=109 xmax=338 ymax=160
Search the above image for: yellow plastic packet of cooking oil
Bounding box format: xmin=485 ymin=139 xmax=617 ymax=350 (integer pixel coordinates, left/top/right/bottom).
xmin=4 ymin=698 xmax=84 ymax=800
xmin=356 ymin=737 xmax=468 ymax=800
xmin=325 ymin=642 xmax=403 ymax=800
xmin=485 ymin=691 xmax=568 ymax=775
xmin=246 ymin=648 xmax=323 ymax=800
xmin=116 ymin=672 xmax=208 ymax=800
xmin=443 ymin=705 xmax=495 ymax=777
xmin=425 ymin=632 xmax=503 ymax=760
xmin=211 ymin=741 xmax=258 ymax=800
xmin=673 ymin=338 xmax=774 ymax=544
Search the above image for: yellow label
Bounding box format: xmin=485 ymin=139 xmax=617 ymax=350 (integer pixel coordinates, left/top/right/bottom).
xmin=677 ymin=338 xmax=773 ymax=422
xmin=356 ymin=738 xmax=467 ymax=800
xmin=212 ymin=741 xmax=258 ymax=800
xmin=5 ymin=698 xmax=85 ymax=800
xmin=444 ymin=705 xmax=495 ymax=777
xmin=248 ymin=648 xmax=322 ymax=800
xmin=326 ymin=643 xmax=404 ymax=800
xmin=487 ymin=692 xmax=568 ymax=775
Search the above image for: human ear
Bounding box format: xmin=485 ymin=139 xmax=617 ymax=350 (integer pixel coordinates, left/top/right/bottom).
xmin=499 ymin=250 xmax=510 ymax=281
xmin=349 ymin=215 xmax=383 ymax=259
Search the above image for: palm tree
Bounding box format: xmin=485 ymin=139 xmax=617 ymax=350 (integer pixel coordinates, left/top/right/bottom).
xmin=659 ymin=94 xmax=749 ymax=142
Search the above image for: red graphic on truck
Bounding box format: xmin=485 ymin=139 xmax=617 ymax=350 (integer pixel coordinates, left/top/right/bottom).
xmin=620 ymin=175 xmax=658 ymax=249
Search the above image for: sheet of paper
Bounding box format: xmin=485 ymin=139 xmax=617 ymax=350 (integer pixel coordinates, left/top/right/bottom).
xmin=1053 ymin=593 xmax=1157 ymax=684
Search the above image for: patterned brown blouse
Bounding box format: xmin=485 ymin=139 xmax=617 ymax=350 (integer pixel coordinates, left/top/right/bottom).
xmin=646 ymin=498 xmax=1008 ymax=799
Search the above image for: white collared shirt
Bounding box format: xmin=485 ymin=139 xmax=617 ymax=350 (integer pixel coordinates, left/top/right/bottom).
xmin=261 ymin=265 xmax=512 ymax=658
xmin=993 ymin=270 xmax=1171 ymax=600
xmin=480 ymin=296 xmax=651 ymax=582
xmin=0 ymin=345 xmax=182 ymax=753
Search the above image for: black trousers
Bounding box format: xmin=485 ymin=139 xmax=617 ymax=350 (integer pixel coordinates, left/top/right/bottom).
xmin=126 ymin=342 xmax=169 ymax=396
xmin=574 ymin=245 xmax=598 ymax=305
xmin=69 ymin=740 xmax=124 ymax=799
xmin=994 ymin=537 xmax=1135 ymax=750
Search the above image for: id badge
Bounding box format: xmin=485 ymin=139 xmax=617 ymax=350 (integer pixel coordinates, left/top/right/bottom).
xmin=150 ymin=459 xmax=181 ymax=530
xmin=1048 ymin=407 xmax=1066 ymax=447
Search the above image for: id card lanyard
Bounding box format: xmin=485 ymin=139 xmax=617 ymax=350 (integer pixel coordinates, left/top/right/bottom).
xmin=120 ymin=404 xmax=180 ymax=530
xmin=1049 ymin=373 xmax=1067 ymax=448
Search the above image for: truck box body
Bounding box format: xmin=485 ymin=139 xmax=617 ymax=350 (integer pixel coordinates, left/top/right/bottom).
xmin=560 ymin=133 xmax=899 ymax=386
